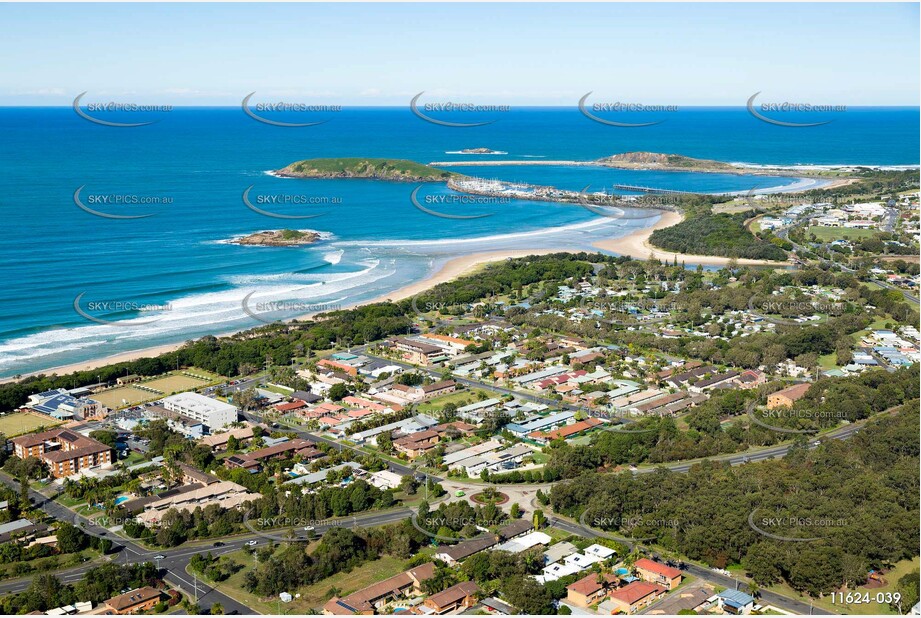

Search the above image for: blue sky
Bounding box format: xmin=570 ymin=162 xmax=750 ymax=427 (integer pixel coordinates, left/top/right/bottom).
xmin=1 ymin=3 xmax=918 ymax=106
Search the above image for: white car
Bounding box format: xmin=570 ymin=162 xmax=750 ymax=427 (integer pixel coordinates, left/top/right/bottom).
xmin=303 ymin=526 xmax=315 ymax=532
xmin=246 ymin=540 xmax=258 ymax=546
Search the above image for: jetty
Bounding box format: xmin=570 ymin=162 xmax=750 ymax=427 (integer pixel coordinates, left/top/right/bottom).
xmin=446 ymin=177 xmax=679 ymax=211
xmin=610 ymin=184 xmax=701 ymax=195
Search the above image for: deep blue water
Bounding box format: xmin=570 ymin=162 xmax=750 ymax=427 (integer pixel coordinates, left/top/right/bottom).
xmin=0 ymin=106 xmax=917 ymax=377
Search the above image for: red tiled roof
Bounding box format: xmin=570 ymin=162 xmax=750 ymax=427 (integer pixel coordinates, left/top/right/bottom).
xmin=609 ymin=581 xmax=665 ymax=604
xmin=567 ymin=572 xmax=618 ymax=596
xmin=635 ymin=558 xmax=683 ymax=579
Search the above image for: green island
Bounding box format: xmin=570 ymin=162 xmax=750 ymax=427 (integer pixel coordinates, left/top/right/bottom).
xmin=230 ymin=229 xmax=321 ymax=247
xmin=274 ymin=157 xmax=462 ymax=182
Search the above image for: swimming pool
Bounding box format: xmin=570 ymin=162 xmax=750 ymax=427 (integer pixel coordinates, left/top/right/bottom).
xmin=114 ymin=496 xmax=130 ymax=506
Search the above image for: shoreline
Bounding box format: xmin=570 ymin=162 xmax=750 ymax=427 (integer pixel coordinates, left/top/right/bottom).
xmin=0 ymin=249 xmax=584 ymax=384
xmin=0 ymin=209 xmax=790 ymax=384
xmin=362 ymin=248 xmax=584 ymax=306
xmin=591 ymin=210 xmax=790 ymax=267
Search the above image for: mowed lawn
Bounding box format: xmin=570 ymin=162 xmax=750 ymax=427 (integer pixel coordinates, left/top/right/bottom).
xmin=415 ymin=389 xmax=493 ymax=414
xmin=208 ymin=550 xmax=407 ymax=614
xmin=143 ymin=374 xmax=209 ymax=394
xmin=0 ymin=411 xmax=61 ymax=437
xmin=93 ymin=387 xmax=154 ymax=409
xmin=807 ymin=225 xmax=876 ymax=241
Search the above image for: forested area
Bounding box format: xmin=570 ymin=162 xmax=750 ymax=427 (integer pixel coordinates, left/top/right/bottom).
xmin=536 ymin=367 xmax=918 ymax=477
xmin=650 ymin=210 xmax=789 ymax=260
xmin=550 ymin=405 xmax=919 ymax=595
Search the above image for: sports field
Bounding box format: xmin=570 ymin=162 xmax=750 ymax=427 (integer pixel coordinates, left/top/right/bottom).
xmin=0 ymin=411 xmax=62 ymax=437
xmin=93 ymin=386 xmax=156 ymax=409
xmin=93 ymin=369 xmax=224 ymax=409
xmin=143 ymin=373 xmax=209 ymax=394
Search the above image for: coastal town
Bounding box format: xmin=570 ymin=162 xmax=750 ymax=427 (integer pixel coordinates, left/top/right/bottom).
xmin=0 ymin=181 xmax=918 ymax=616
xmin=2 ymin=0 xmax=918 ymax=616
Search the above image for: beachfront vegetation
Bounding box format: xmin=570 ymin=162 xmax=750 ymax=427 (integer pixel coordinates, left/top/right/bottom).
xmin=3 ymin=253 xmax=917 ymax=412
xmin=650 ymin=210 xmax=789 ymax=261
xmin=802 ymin=168 xmax=919 ymax=200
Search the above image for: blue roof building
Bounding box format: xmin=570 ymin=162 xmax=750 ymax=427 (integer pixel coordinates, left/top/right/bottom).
xmin=716 ymin=590 xmax=755 ymax=614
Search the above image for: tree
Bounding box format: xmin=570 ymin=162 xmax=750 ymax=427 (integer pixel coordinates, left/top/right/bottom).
xmin=328 ymin=383 xmax=350 ymax=401
xmin=893 ymin=570 xmax=920 ymax=612
xmin=56 ymin=523 xmax=89 ymax=554
xmin=500 ymin=575 xmax=553 ymax=614
xmin=376 ymin=432 xmax=393 ymax=453
xmin=533 ymin=510 xmax=546 ymax=529
xmin=210 ymin=602 xmax=224 ymax=615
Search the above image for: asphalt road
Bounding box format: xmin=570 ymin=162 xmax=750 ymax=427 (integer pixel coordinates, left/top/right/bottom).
xmin=547 ymin=513 xmax=828 ymax=615
xmin=0 ymin=472 xmax=417 ymax=613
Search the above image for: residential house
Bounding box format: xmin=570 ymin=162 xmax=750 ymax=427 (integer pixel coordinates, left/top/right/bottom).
xmin=766 ymin=383 xmax=811 ymax=409
xmin=11 ymin=429 xmax=112 ymax=478
xmin=422 ymin=581 xmax=480 ymax=614
xmin=390 ymin=338 xmax=445 ymax=365
xmin=104 ymin=587 xmax=162 ymax=614
xmin=599 ymin=581 xmax=666 ymax=615
xmin=714 ymin=590 xmax=756 ymax=615
xmin=566 ymin=573 xmax=619 ymax=608
xmin=322 ymin=562 xmax=436 ymax=614
xmin=634 ymin=558 xmax=683 ymax=590
xmin=393 ymin=430 xmax=440 ymax=458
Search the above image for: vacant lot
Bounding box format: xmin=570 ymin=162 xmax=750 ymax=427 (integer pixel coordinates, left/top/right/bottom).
xmin=208 ymin=549 xmax=408 ymax=614
xmin=416 ymin=389 xmax=493 ymax=414
xmin=0 ymin=411 xmax=61 ymax=437
xmin=807 ymin=225 xmax=876 ymax=241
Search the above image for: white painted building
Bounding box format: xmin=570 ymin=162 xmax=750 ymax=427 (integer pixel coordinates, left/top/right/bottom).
xmin=161 ymin=392 xmax=238 ymax=430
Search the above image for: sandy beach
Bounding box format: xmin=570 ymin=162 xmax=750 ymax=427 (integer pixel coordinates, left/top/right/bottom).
xmin=5 ymin=207 xmax=797 ymax=383
xmin=592 ymin=210 xmax=790 ymax=267
xmin=364 ymin=248 xmax=582 ymax=304
xmin=2 ymin=248 xmax=584 ymax=383
xmin=0 ymin=342 xmax=192 ymax=384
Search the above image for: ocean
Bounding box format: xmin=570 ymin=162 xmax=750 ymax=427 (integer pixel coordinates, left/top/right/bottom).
xmin=0 ymin=106 xmax=917 ymax=377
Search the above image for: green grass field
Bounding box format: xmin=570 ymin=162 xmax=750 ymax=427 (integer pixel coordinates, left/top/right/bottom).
xmin=807 ymin=225 xmax=876 ymax=241
xmin=94 ymin=368 xmax=225 ymax=409
xmin=207 ymin=550 xmax=407 ymax=614
xmin=415 ymin=389 xmax=493 ymax=414
xmin=0 ymin=412 xmax=61 ymax=437
xmin=93 ymin=386 xmax=155 ymax=409
xmin=142 ymin=374 xmax=210 ymax=394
